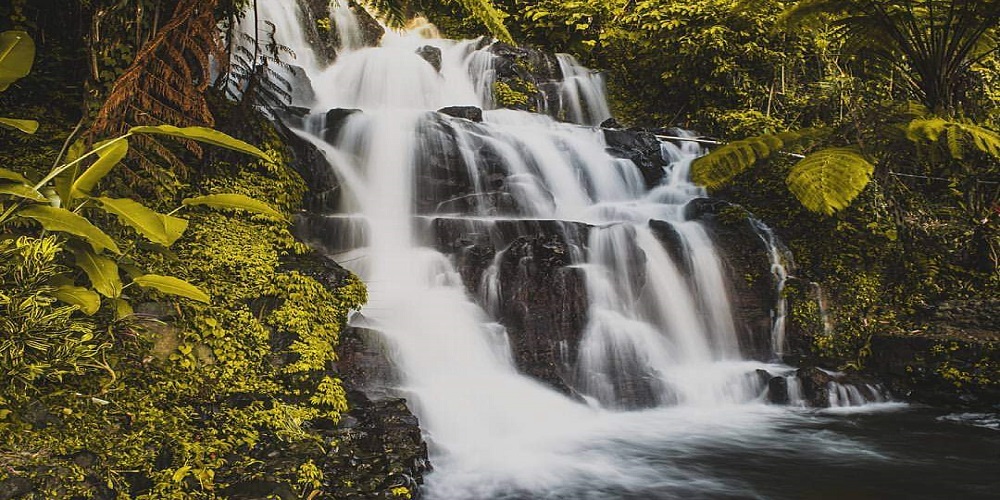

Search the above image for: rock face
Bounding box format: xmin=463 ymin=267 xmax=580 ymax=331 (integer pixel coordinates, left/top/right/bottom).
xmin=416 ymin=45 xmax=442 ymax=72
xmin=681 ymin=198 xmax=783 ymax=360
xmin=438 ymin=105 xmax=483 ymax=122
xmin=495 ymin=235 xmax=590 ymax=393
xmin=868 ymin=326 xmax=1000 ymax=409
xmin=602 ymin=126 xmax=668 ymax=188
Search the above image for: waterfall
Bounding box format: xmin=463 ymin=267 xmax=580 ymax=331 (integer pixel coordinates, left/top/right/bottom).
xmin=248 ymin=3 xmax=893 ymax=497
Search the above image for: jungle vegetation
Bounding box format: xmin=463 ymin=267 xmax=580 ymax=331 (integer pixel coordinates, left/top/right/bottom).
xmin=0 ymin=0 xmax=997 ymax=497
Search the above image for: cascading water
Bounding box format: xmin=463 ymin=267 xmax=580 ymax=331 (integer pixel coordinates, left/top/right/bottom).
xmin=240 ymin=4 xmax=958 ymax=499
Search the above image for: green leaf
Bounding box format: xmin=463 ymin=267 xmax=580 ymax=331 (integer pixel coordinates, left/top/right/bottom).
xmin=72 ymin=246 xmax=124 ymax=298
xmin=785 ymin=148 xmax=874 ymax=216
xmin=70 ymin=138 xmax=129 ymax=199
xmin=0 ymin=168 xmax=31 ymax=184
xmin=182 ymin=193 xmax=286 ymax=220
xmin=17 ymin=205 xmax=120 ymax=254
xmin=691 ymin=129 xmax=823 ymax=188
xmin=133 ymin=274 xmax=210 ymax=304
xmin=130 ymin=125 xmax=272 ymax=162
xmin=0 ymin=31 xmax=35 ymax=92
xmin=0 ymin=117 xmax=38 ymax=134
xmin=93 ymin=196 xmax=183 ymax=246
xmin=112 ymin=298 xmax=134 ymax=320
xmin=51 ymin=285 xmax=101 ymax=315
xmin=0 ymin=182 xmax=46 ymax=202
xmin=160 ymin=213 xmax=189 ymax=246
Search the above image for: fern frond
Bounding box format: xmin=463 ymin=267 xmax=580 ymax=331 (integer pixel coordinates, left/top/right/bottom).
xmin=785 ymin=147 xmax=874 ymax=215
xmin=89 ymin=0 xmax=224 ymax=193
xmin=450 ymin=0 xmax=513 ymax=43
xmin=691 ymin=128 xmax=826 ymax=189
xmin=906 ymin=118 xmax=1000 ymax=160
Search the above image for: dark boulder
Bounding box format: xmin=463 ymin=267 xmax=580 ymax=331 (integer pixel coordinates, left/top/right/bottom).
xmin=273 ymin=117 xmax=341 ymax=212
xmin=0 ymin=477 xmax=33 ymax=500
xmin=496 ymin=234 xmax=589 ymax=393
xmin=796 ymin=366 xmax=834 ymax=407
xmin=767 ymin=376 xmax=790 ymax=405
xmin=438 ymin=105 xmax=483 ymax=122
xmin=416 ymin=45 xmax=442 ymax=72
xmin=323 ymin=108 xmax=363 ymax=144
xmin=602 ymin=127 xmax=667 ymax=187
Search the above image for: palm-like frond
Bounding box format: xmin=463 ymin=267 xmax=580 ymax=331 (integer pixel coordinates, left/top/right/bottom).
xmin=906 ymin=117 xmax=1000 ymax=159
xmin=691 ymin=128 xmax=827 ymax=188
xmin=777 ymin=0 xmax=1000 ymax=112
xmin=785 ymin=147 xmax=874 ymax=215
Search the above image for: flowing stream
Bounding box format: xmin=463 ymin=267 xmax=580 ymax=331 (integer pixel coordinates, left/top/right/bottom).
xmin=246 ymin=3 xmax=999 ymax=498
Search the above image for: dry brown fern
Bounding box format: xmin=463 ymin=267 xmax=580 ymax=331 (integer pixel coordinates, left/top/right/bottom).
xmin=88 ymin=0 xmax=225 ymax=193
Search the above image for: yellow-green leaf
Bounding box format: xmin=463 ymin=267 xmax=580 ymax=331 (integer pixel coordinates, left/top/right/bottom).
xmin=72 ymin=246 xmax=123 ymax=298
xmin=112 ymin=298 xmax=134 ymax=320
xmin=70 ymin=137 xmax=128 ymax=199
xmin=0 ymin=31 xmax=35 ymax=92
xmin=786 ymin=148 xmax=874 ymax=216
xmin=0 ymin=182 xmax=46 ymax=202
xmin=17 ymin=205 xmax=120 ymax=254
xmin=133 ymin=274 xmax=210 ymax=304
xmin=51 ymin=285 xmax=101 ymax=315
xmin=0 ymin=168 xmax=31 ymax=184
xmin=182 ymin=193 xmax=286 ymax=220
xmin=93 ymin=196 xmax=175 ymax=245
xmin=159 ymin=213 xmax=189 ymax=246
xmin=0 ymin=117 xmax=38 ymax=134
xmin=130 ymin=125 xmax=272 ymax=162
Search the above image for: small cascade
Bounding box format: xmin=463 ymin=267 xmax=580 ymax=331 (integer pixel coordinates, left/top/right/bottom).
xmin=250 ymin=2 xmax=898 ymax=497
xmin=329 ymin=0 xmax=366 ymax=51
xmin=554 ymin=53 xmax=612 ymax=125
xmin=749 ymin=217 xmax=792 ymax=357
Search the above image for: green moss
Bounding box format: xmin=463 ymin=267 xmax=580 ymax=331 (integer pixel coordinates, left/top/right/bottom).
xmin=493 ymin=77 xmax=538 ymax=111
xmin=0 ymin=123 xmax=369 ymax=498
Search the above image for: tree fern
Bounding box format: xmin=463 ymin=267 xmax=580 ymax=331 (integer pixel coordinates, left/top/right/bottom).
xmin=785 ymin=147 xmax=874 ymax=215
xmin=691 ymin=128 xmax=825 ymax=188
xmin=906 ymin=118 xmax=1000 ymax=160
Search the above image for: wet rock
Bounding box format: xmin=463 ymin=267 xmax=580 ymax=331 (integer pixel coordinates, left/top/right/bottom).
xmin=600 ymin=117 xmax=623 ymax=129
xmin=684 ymin=200 xmax=780 ymax=360
xmin=648 ymin=219 xmax=689 ymax=275
xmin=336 ymin=326 xmax=399 ymax=398
xmin=416 ymin=45 xmax=442 ymax=72
xmin=796 ymin=367 xmax=834 ymax=407
xmin=767 ymin=376 xmax=790 ymax=405
xmin=869 ymin=330 xmax=999 ymax=409
xmin=602 ymin=127 xmax=667 ymax=187
xmin=273 ymin=117 xmax=341 ymax=212
xmin=323 ymin=108 xmax=363 ymax=144
xmin=0 ymin=477 xmax=33 ymax=500
xmin=438 ymin=105 xmax=483 ymax=122
xmin=496 ymin=235 xmax=589 ymax=393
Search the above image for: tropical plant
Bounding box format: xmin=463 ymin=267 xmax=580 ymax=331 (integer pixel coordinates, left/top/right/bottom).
xmin=2 ymin=31 xmax=284 ymax=314
xmin=776 ymin=0 xmax=1000 ymax=115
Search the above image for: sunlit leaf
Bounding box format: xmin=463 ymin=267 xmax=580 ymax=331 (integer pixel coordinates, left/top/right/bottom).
xmin=72 ymin=246 xmax=124 ymax=298
xmin=0 ymin=30 xmax=35 ymax=92
xmin=0 ymin=117 xmax=38 ymax=134
xmin=182 ymin=193 xmax=286 ymax=220
xmin=70 ymin=137 xmax=129 ymax=199
xmin=51 ymin=285 xmax=101 ymax=315
xmin=133 ymin=274 xmax=210 ymax=304
xmin=17 ymin=205 xmax=120 ymax=254
xmin=130 ymin=125 xmax=272 ymax=162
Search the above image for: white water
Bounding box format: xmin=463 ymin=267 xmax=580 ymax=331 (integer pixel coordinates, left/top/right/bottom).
xmin=250 ymin=3 xmax=894 ymax=497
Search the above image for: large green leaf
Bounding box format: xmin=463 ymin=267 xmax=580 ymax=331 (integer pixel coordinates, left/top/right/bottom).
xmin=71 ymin=246 xmax=124 ymax=298
xmin=182 ymin=193 xmax=286 ymax=220
xmin=130 ymin=125 xmax=272 ymax=162
xmin=0 ymin=31 xmax=35 ymax=92
xmin=785 ymin=148 xmax=874 ymax=216
xmin=691 ymin=129 xmax=823 ymax=188
xmin=159 ymin=213 xmax=189 ymax=246
xmin=51 ymin=285 xmax=101 ymax=315
xmin=133 ymin=274 xmax=210 ymax=304
xmin=0 ymin=117 xmax=38 ymax=134
xmin=0 ymin=182 xmax=46 ymax=202
xmin=17 ymin=205 xmax=120 ymax=254
xmin=906 ymin=118 xmax=1000 ymax=160
xmin=0 ymin=168 xmax=31 ymax=184
xmin=70 ymin=138 xmax=129 ymax=199
xmin=93 ymin=196 xmax=185 ymax=246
